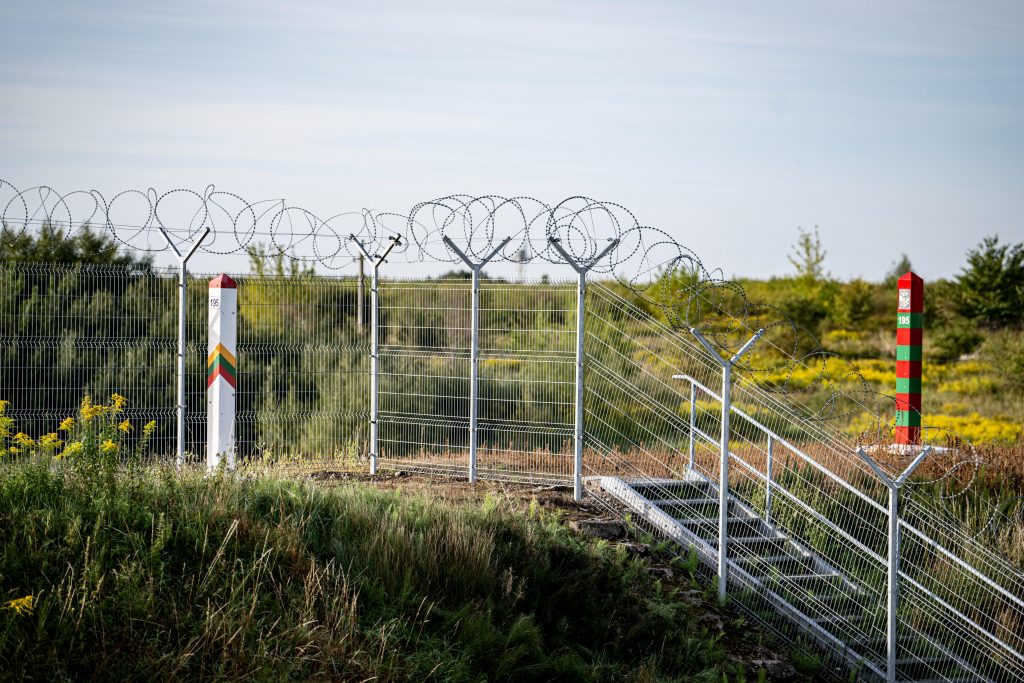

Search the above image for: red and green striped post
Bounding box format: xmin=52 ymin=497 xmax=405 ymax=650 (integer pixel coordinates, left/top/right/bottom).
xmin=895 ymin=272 xmax=923 ymax=445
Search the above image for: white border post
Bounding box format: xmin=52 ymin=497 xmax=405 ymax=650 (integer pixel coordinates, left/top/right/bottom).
xmin=442 ymin=236 xmax=512 ymax=483
xmin=206 ymin=274 xmax=237 ymax=471
xmin=688 ymin=326 xmax=764 ymax=604
xmin=349 ymin=234 xmax=402 ymax=475
xmin=547 ymin=237 xmax=619 ymax=502
xmin=157 ymin=226 xmax=210 ymax=467
xmin=688 ymin=381 xmax=697 ymax=471
xmin=857 ymin=445 xmax=931 ymax=683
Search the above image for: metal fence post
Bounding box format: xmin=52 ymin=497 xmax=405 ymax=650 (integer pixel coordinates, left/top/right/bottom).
xmin=689 ymin=327 xmax=764 ymax=604
xmin=547 ymin=237 xmax=619 ymax=501
xmin=442 ymin=236 xmax=511 ymax=483
xmin=857 ymin=446 xmax=931 ymax=683
xmin=157 ymin=226 xmax=210 ymax=467
xmin=765 ymin=435 xmax=774 ymax=524
xmin=688 ymin=381 xmax=696 ymax=471
xmin=350 ymin=235 xmax=401 ymax=475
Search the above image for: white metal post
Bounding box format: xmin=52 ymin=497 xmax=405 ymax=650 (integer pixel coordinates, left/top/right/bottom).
xmin=765 ymin=435 xmax=774 ymax=524
xmin=442 ymin=236 xmax=512 ymax=483
xmin=857 ymin=446 xmax=931 ymax=683
xmin=157 ymin=226 xmax=210 ymax=467
xmin=548 ymin=237 xmax=619 ymax=501
xmin=350 ymin=235 xmax=401 ymax=475
xmin=689 ymin=327 xmax=764 ymax=604
xmin=688 ymin=382 xmax=696 ymax=471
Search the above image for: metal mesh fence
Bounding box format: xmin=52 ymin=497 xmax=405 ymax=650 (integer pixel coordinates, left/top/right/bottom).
xmin=4 ymin=260 xmax=1024 ymax=681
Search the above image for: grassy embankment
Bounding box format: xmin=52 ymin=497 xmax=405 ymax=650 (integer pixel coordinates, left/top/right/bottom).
xmin=0 ymin=444 xmax=797 ymax=681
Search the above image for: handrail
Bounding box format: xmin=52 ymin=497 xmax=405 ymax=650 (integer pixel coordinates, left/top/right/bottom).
xmin=686 ymin=421 xmax=1024 ymax=669
xmin=676 ymin=372 xmax=1024 ymax=623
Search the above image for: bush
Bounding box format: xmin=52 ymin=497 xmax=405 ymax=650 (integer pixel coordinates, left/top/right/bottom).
xmin=955 ymin=235 xmax=1024 ymax=328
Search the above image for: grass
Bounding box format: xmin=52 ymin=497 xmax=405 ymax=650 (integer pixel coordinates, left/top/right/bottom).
xmin=0 ymin=456 xmax=769 ymax=682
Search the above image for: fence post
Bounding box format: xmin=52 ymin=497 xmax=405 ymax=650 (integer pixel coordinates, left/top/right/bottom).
xmin=206 ymin=274 xmax=237 ymax=471
xmin=688 ymin=382 xmax=697 ymax=471
xmin=442 ymin=236 xmax=512 ymax=483
xmin=350 ymin=234 xmax=402 ymax=475
xmin=857 ymin=446 xmax=931 ymax=683
xmin=157 ymin=226 xmax=210 ymax=467
xmin=547 ymin=237 xmax=619 ymax=502
xmin=690 ymin=327 xmax=764 ymax=604
xmin=765 ymin=435 xmax=774 ymax=525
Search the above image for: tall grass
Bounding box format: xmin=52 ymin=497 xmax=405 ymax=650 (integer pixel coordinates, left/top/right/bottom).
xmin=0 ymin=456 xmax=746 ymax=681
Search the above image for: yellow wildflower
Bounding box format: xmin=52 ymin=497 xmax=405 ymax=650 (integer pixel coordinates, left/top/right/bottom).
xmin=143 ymin=420 xmax=157 ymax=436
xmin=0 ymin=400 xmax=9 ymax=411
xmin=2 ymin=595 xmax=33 ymax=616
xmin=79 ymin=395 xmax=105 ymax=421
xmin=7 ymin=446 xmax=17 ymax=454
xmin=118 ymin=419 xmax=133 ymax=434
xmin=101 ymin=439 xmax=118 ymax=454
xmin=38 ymin=433 xmax=62 ymax=451
xmin=60 ymin=442 xmax=83 ymax=459
xmin=13 ymin=433 xmax=34 ymax=447
xmin=59 ymin=417 xmax=75 ymax=431
xmin=110 ymin=393 xmax=127 ymax=413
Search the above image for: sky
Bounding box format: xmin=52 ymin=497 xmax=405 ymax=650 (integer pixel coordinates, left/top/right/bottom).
xmin=1 ymin=0 xmax=1022 ymax=280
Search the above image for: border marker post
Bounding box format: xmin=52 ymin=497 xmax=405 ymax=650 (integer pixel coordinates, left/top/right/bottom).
xmin=207 ymin=274 xmax=237 ymax=471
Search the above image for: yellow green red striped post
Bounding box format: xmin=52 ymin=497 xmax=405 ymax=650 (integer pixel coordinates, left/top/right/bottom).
xmin=895 ymin=272 xmax=923 ymax=445
xmin=207 ymin=274 xmax=237 ymax=470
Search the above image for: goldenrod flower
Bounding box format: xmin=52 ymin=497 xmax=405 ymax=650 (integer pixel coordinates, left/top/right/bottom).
xmin=38 ymin=433 xmax=62 ymax=451
xmin=60 ymin=442 xmax=83 ymax=459
xmin=101 ymin=439 xmax=117 ymax=454
xmin=143 ymin=420 xmax=157 ymax=436
xmin=118 ymin=419 xmax=133 ymax=434
xmin=59 ymin=417 xmax=75 ymax=431
xmin=79 ymin=395 xmax=105 ymax=421
xmin=3 ymin=595 xmax=34 ymax=616
xmin=13 ymin=432 xmax=34 ymax=447
xmin=7 ymin=446 xmax=17 ymax=454
xmin=110 ymin=393 xmax=127 ymax=413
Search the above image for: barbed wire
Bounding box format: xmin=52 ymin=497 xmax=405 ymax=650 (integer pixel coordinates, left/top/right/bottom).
xmin=0 ymin=179 xmax=986 ymax=492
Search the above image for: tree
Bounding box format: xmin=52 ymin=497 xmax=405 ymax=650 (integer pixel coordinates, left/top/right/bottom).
xmin=1 ymin=222 xmax=150 ymax=267
xmin=955 ymin=235 xmax=1024 ymax=328
xmin=788 ymin=226 xmax=828 ymax=281
xmin=884 ymin=254 xmax=913 ymax=286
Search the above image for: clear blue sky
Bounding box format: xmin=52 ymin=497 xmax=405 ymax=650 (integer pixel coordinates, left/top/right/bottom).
xmin=1 ymin=0 xmax=1022 ymax=279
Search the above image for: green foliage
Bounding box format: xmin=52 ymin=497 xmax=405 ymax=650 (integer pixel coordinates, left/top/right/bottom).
xmin=787 ymin=226 xmax=828 ymax=281
xmin=1 ymin=222 xmax=150 ymax=267
xmin=831 ymin=278 xmax=874 ymax=328
xmin=931 ymin=323 xmax=984 ymax=363
xmin=955 ymin=235 xmax=1024 ymax=328
xmin=982 ymin=330 xmax=1024 ymax=393
xmin=0 ymin=461 xmax=735 ymax=681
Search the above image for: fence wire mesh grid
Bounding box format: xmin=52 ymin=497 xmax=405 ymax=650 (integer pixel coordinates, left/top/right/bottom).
xmin=3 ymin=259 xmax=1024 ymax=683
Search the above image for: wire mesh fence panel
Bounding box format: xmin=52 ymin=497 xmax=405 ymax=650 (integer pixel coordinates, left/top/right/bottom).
xmin=476 ymin=279 xmax=576 ymax=483
xmin=377 ymin=279 xmax=471 ymax=476
xmin=225 ymin=272 xmax=368 ymax=469
xmin=1 ymin=262 xmax=180 ymax=456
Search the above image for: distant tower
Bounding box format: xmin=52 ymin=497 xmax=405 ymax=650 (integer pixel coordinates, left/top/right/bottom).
xmin=513 ymin=246 xmax=529 ymax=283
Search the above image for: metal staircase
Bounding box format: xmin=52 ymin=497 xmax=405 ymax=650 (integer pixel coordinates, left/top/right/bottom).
xmin=580 ymin=282 xmax=1024 ymax=683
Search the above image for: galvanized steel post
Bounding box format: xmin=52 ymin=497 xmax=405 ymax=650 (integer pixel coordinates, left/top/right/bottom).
xmin=157 ymin=226 xmax=210 ymax=467
xmin=350 ymin=234 xmax=401 ymax=476
xmin=548 ymin=237 xmax=619 ymax=502
xmin=689 ymin=327 xmax=764 ymax=604
xmin=442 ymin=236 xmax=512 ymax=483
xmin=858 ymin=446 xmax=931 ymax=683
